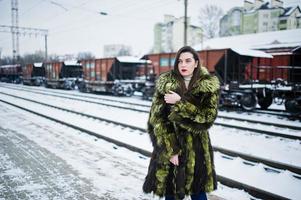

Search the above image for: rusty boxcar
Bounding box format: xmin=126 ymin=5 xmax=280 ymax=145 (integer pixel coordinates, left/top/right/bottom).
xmin=79 ymin=56 xmax=153 ymax=96
xmin=22 ymin=63 xmax=45 ymax=86
xmin=0 ymin=64 xmax=22 ymax=83
xmin=144 ymin=47 xmax=301 ymax=114
xmin=44 ymin=61 xmax=82 ymax=89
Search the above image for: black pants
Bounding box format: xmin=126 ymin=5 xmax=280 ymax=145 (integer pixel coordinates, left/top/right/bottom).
xmin=165 ymin=192 xmax=207 ymax=200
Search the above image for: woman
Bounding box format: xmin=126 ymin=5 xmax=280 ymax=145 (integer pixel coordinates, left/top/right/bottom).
xmin=143 ymin=46 xmax=220 ymax=200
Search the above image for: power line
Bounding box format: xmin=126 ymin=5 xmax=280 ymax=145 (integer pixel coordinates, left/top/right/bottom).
xmin=50 ymin=1 xmax=68 ymax=11
xmin=19 ymin=0 xmax=46 ymax=17
xmin=0 ymin=25 xmax=49 ymax=60
xmin=49 ymin=0 xmax=175 ymax=24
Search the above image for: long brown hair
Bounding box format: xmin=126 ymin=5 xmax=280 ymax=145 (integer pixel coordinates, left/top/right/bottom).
xmin=173 ymin=46 xmax=201 ymax=95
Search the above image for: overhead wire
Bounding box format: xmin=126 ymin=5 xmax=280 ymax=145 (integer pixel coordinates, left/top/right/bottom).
xmin=1 ymin=0 xmax=189 ymax=55
xmin=48 ymin=0 xmax=180 ymax=35
xmin=5 ymin=0 xmax=183 ymax=36
xmin=19 ymin=0 xmax=47 ymax=17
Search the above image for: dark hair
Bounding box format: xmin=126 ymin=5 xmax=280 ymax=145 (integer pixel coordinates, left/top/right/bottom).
xmin=173 ymin=46 xmax=201 ymax=94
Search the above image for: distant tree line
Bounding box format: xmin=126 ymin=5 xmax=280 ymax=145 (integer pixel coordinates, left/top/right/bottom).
xmin=0 ymin=50 xmax=95 ymax=65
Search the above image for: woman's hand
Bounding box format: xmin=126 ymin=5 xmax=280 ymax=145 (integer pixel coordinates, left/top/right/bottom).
xmin=169 ymin=154 xmax=179 ymax=166
xmin=164 ymin=91 xmax=181 ymax=104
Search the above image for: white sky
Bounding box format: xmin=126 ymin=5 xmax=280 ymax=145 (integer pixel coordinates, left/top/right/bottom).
xmin=0 ymin=0 xmax=301 ymax=58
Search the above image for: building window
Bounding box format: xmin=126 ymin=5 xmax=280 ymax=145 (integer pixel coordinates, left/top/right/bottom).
xmin=232 ymin=10 xmax=241 ymax=26
xmin=279 ymin=19 xmax=287 ymax=24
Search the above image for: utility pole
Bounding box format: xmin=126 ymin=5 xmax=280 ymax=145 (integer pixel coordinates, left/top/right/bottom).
xmin=184 ymin=0 xmax=188 ymax=46
xmin=0 ymin=47 xmax=2 ymax=64
xmin=11 ymin=0 xmax=19 ymax=62
xmin=0 ymin=0 xmax=49 ymax=63
xmin=0 ymin=25 xmax=48 ymax=61
xmin=45 ymin=34 xmax=48 ymax=61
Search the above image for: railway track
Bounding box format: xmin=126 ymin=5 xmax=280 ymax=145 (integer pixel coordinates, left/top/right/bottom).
xmin=1 ymin=83 xmax=298 ymax=116
xmin=221 ymin=107 xmax=296 ymax=119
xmin=0 ymin=84 xmax=150 ymax=112
xmin=1 ymin=83 xmax=299 ymax=122
xmin=0 ymin=83 xmax=151 ymax=107
xmin=1 ymin=84 xmax=300 ymax=140
xmin=0 ymin=91 xmax=300 ymax=200
xmin=1 ymin=90 xmax=300 ymax=175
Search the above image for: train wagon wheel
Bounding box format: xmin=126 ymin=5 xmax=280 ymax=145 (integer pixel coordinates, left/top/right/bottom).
xmin=240 ymin=93 xmax=257 ymax=111
xmin=257 ymin=91 xmax=273 ymax=110
xmin=124 ymin=88 xmax=134 ymax=97
xmin=285 ymin=98 xmax=301 ymax=115
xmin=272 ymin=90 xmax=285 ymax=105
xmin=78 ymin=82 xmax=87 ymax=92
xmin=258 ymin=96 xmax=273 ymax=110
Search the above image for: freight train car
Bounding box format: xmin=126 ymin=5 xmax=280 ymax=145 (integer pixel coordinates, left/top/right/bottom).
xmin=144 ymin=52 xmax=177 ymax=75
xmin=144 ymin=47 xmax=301 ymax=114
xmin=245 ymin=47 xmax=301 ymax=113
xmin=145 ymin=48 xmax=272 ymax=109
xmin=44 ymin=61 xmax=82 ymax=89
xmin=247 ymin=47 xmax=301 ymax=84
xmin=79 ymin=56 xmax=154 ymax=96
xmin=22 ymin=63 xmax=45 ymax=86
xmin=0 ymin=64 xmax=22 ymax=83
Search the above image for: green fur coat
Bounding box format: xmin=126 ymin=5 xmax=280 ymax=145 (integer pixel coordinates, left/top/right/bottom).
xmin=143 ymin=67 xmax=220 ymax=199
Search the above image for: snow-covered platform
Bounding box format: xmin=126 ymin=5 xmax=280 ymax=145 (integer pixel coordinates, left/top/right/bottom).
xmin=0 ymin=127 xmax=101 ymax=200
xmin=0 ymin=128 xmax=226 ymax=200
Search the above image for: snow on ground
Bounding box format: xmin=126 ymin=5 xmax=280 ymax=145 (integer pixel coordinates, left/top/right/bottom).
xmin=1 ymin=86 xmax=300 ymax=167
xmin=1 ymin=84 xmax=301 ymax=199
xmin=0 ymin=102 xmax=151 ymax=200
xmin=0 ymin=101 xmax=255 ymax=200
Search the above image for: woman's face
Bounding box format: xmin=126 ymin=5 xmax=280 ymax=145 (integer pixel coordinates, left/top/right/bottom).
xmin=178 ymin=52 xmax=198 ymax=77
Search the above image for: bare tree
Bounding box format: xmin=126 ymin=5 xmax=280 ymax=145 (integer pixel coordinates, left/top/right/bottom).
xmin=77 ymin=51 xmax=95 ymax=60
xmin=21 ymin=50 xmax=45 ymax=65
xmin=198 ymin=5 xmax=224 ymax=39
xmin=0 ymin=56 xmax=14 ymax=65
xmin=1 ymin=51 xmax=45 ymax=65
xmin=47 ymin=54 xmax=61 ymax=62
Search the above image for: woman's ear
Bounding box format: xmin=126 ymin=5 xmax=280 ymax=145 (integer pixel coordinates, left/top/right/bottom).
xmin=195 ymin=60 xmax=198 ymax=68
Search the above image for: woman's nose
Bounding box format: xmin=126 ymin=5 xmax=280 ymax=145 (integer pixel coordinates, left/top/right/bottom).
xmin=180 ymin=62 xmax=186 ymax=66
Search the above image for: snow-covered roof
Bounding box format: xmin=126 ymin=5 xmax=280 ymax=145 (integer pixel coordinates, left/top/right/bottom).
xmin=281 ymin=6 xmax=301 ymax=17
xmin=33 ymin=62 xmax=43 ymax=67
xmin=231 ymin=47 xmax=273 ymax=58
xmin=281 ymin=7 xmax=294 ymax=16
xmin=293 ymin=46 xmax=301 ymax=52
xmin=258 ymin=2 xmax=270 ymax=10
xmin=194 ymin=29 xmax=301 ymax=51
xmin=253 ymin=42 xmax=301 ymax=50
xmin=0 ymin=64 xmax=20 ymax=68
xmin=116 ymin=56 xmax=151 ymax=64
xmin=64 ymin=60 xmax=81 ymax=66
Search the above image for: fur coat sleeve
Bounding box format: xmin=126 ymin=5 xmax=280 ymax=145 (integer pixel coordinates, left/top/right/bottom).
xmin=168 ymin=75 xmax=220 ymax=135
xmin=147 ymin=80 xmax=180 ymax=159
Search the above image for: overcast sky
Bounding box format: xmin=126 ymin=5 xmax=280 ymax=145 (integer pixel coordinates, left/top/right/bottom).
xmin=0 ymin=0 xmax=300 ymax=58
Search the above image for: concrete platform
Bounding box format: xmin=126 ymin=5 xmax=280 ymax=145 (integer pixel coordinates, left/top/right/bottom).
xmin=0 ymin=127 xmax=103 ymax=200
xmin=0 ymin=126 xmax=227 ymax=200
